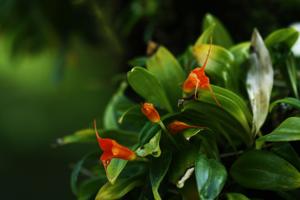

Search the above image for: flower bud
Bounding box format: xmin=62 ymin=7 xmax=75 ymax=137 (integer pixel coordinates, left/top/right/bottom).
xmin=168 ymin=120 xmax=200 ymax=134
xmin=141 ymin=103 xmax=161 ymax=123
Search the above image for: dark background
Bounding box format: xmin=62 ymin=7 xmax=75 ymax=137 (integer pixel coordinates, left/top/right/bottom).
xmin=0 ymin=0 xmax=300 ymax=199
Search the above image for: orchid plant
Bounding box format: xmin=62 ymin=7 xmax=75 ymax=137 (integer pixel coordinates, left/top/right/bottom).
xmin=59 ymin=14 xmax=300 ymax=200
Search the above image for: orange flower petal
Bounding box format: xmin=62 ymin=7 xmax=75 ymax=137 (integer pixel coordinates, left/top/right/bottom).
xmin=93 ymin=120 xmax=136 ymax=170
xmin=183 ymin=72 xmax=198 ymax=93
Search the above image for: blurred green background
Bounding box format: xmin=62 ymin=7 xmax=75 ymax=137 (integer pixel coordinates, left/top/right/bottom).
xmin=1 ymin=0 xmax=300 ymax=199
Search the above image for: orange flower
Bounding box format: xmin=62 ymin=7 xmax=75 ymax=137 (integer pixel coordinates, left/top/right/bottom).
xmin=94 ymin=120 xmax=136 ymax=170
xmin=168 ymin=120 xmax=201 ymax=134
xmin=141 ymin=103 xmax=161 ymax=123
xmin=182 ymin=44 xmax=221 ymax=106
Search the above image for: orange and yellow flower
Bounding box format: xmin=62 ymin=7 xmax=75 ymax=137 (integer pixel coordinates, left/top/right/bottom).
xmin=182 ymin=44 xmax=221 ymax=106
xmin=94 ymin=120 xmax=136 ymax=170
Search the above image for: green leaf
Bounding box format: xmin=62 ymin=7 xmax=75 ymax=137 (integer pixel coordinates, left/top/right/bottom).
xmin=146 ymin=46 xmax=185 ymax=109
xmin=270 ymin=97 xmax=300 ymax=111
xmin=95 ymin=176 xmax=143 ymax=200
xmin=230 ymin=150 xmax=300 ymax=191
xmin=105 ymin=141 xmax=142 ymax=184
xmin=178 ymin=46 xmax=197 ymax=72
xmin=230 ymin=42 xmax=250 ymax=67
xmin=182 ymin=85 xmax=252 ymax=146
xmin=57 ymin=129 xmax=95 ymax=145
xmin=285 ymin=54 xmax=299 ymax=98
xmin=138 ymin=121 xmax=160 ymax=146
xmin=195 ymin=153 xmax=227 ymax=200
xmin=77 ymin=177 xmax=106 ymax=200
xmin=265 ymin=28 xmax=299 ymax=50
xmin=150 ymin=151 xmax=172 ymax=200
xmin=127 ymin=66 xmax=173 ymax=112
xmin=265 ymin=28 xmax=299 ymax=98
xmin=246 ymin=29 xmax=274 ymax=135
xmin=271 ymin=143 xmax=300 ymax=171
xmin=199 ymin=130 xmax=219 ymax=160
xmin=106 ymin=159 xmax=128 ymax=184
xmin=117 ymin=104 xmax=148 ymax=132
xmin=198 ymin=85 xmax=252 ymax=133
xmin=182 ymin=100 xmax=251 ymax=147
xmin=136 ymin=131 xmax=161 ymax=157
xmin=226 ymin=193 xmax=250 ymax=200
xmin=257 ymin=117 xmax=300 ymax=142
xmin=103 ymin=82 xmax=136 ymax=130
xmin=193 ymin=44 xmax=234 ymax=88
xmin=71 ymin=153 xmax=96 ymax=195
xmin=169 ymin=146 xmax=198 ymax=188
xmin=195 ymin=24 xmax=215 ymax=45
xmin=182 ymin=128 xmax=204 ymax=141
xmin=202 ymin=13 xmax=233 ymax=48
xmin=128 ymin=56 xmax=147 ymax=67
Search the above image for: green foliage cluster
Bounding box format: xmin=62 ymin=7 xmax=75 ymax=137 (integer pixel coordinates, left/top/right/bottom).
xmin=60 ymin=14 xmax=300 ymax=200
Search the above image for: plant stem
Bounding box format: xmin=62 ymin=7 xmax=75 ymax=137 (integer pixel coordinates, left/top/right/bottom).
xmin=135 ymin=157 xmax=149 ymax=162
xmin=159 ymin=120 xmax=180 ymax=149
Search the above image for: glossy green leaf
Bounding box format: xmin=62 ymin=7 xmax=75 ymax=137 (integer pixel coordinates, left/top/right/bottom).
xmin=258 ymin=117 xmax=300 ymax=142
xmin=199 ymin=130 xmax=219 ymax=160
xmin=195 ymin=24 xmax=215 ymax=45
xmin=71 ymin=153 xmax=96 ymax=195
xmin=105 ymin=142 xmax=144 ymax=184
xmin=226 ymin=193 xmax=250 ymax=200
xmin=136 ymin=131 xmax=161 ymax=157
xmin=138 ymin=121 xmax=160 ymax=146
xmin=265 ymin=28 xmax=299 ymax=50
xmin=198 ymin=85 xmax=252 ymax=132
xmin=246 ymin=29 xmax=274 ymax=134
xmin=271 ymin=143 xmax=300 ymax=171
xmin=117 ymin=104 xmax=147 ymax=132
xmin=182 ymin=101 xmax=250 ymax=147
xmin=193 ymin=44 xmax=234 ymax=88
xmin=146 ymin=46 xmax=185 ymax=109
xmin=270 ymin=97 xmax=300 ymax=111
xmin=77 ymin=177 xmax=106 ymax=200
xmin=285 ymin=54 xmax=299 ymax=98
xmin=128 ymin=56 xmax=147 ymax=67
xmin=182 ymin=128 xmax=204 ymax=141
xmin=202 ymin=13 xmax=233 ymax=48
xmin=178 ymin=46 xmax=197 ymax=72
xmin=96 ymin=176 xmax=143 ymax=200
xmin=265 ymin=28 xmax=299 ymax=98
xmin=230 ymin=42 xmax=250 ymax=67
xmin=127 ymin=66 xmax=173 ymax=112
xmin=150 ymin=151 xmax=172 ymax=200
xmin=104 ymin=82 xmax=135 ymax=130
xmin=169 ymin=146 xmax=198 ymax=188
xmin=106 ymin=159 xmax=128 ymax=184
xmin=231 ymin=150 xmax=300 ymax=191
xmin=184 ymin=85 xmax=253 ymax=146
xmin=195 ymin=153 xmax=227 ymax=200
xmin=57 ymin=129 xmax=95 ymax=145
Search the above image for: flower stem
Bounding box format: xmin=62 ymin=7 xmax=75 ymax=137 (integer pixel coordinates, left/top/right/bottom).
xmin=159 ymin=120 xmax=180 ymax=149
xmin=135 ymin=157 xmax=149 ymax=162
